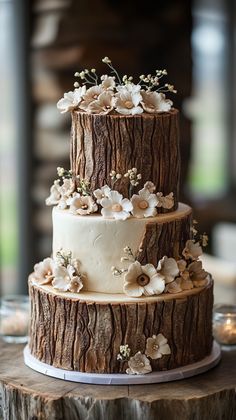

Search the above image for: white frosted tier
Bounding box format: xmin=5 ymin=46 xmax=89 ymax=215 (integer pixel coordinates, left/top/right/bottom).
xmin=52 ymin=203 xmax=191 ymax=293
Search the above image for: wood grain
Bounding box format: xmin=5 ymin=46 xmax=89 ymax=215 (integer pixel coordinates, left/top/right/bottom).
xmin=70 ymin=110 xmax=180 ymax=211
xmin=28 ymin=280 xmax=213 ymax=374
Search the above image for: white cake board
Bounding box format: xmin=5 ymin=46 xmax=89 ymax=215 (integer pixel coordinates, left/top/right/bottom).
xmin=24 ymin=342 xmax=221 ymax=385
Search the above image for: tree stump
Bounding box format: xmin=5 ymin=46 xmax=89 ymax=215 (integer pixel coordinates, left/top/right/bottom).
xmin=0 ymin=340 xmax=235 ymax=420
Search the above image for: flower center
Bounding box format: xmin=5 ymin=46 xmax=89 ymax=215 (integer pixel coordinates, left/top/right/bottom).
xmin=139 ymin=362 xmax=144 ymax=367
xmin=111 ymin=203 xmax=122 ymax=212
xmin=81 ymin=204 xmax=88 ymax=210
xmin=138 ymin=200 xmax=149 ymax=210
xmin=93 ymin=94 xmax=98 ymax=99
xmin=124 ymin=100 xmax=133 ymax=109
xmin=153 ymin=344 xmax=159 ymax=350
xmin=137 ymin=274 xmax=150 ymax=286
xmin=45 ymin=270 xmax=52 ymax=278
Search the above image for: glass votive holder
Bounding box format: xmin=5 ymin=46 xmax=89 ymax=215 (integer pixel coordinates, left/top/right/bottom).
xmin=213 ymin=304 xmax=236 ymax=347
xmin=0 ymin=295 xmax=30 ymax=344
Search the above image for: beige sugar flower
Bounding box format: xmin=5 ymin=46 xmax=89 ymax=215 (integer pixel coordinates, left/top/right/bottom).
xmin=156 ymin=192 xmax=174 ymax=209
xmin=93 ymin=184 xmax=111 ymax=204
xmin=123 ymin=261 xmax=165 ymax=297
xmin=101 ymin=75 xmax=116 ymax=90
xmin=141 ymin=91 xmax=172 ymax=113
xmin=88 ymin=91 xmax=114 ymax=114
xmin=57 ymin=86 xmax=86 ymax=113
xmin=157 ymin=256 xmax=179 ymax=284
xmin=145 ymin=334 xmax=171 ymax=359
xmin=115 ymin=84 xmax=143 ymax=115
xmin=165 ymin=271 xmax=193 ymax=293
xmin=33 ymin=257 xmax=54 ymax=285
xmin=101 ymin=190 xmax=133 ymax=220
xmin=188 ymin=260 xmax=208 ymax=287
xmin=126 ymin=352 xmax=152 ymax=375
xmin=131 ymin=188 xmax=158 ymax=218
xmin=79 ymin=85 xmax=104 ymax=111
xmin=143 ymin=181 xmax=156 ymax=193
xmin=68 ymin=193 xmax=98 ymax=215
xmin=182 ymin=240 xmax=203 ymax=261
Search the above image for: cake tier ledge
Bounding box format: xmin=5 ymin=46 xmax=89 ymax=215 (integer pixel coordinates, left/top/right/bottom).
xmin=28 ymin=277 xmax=213 ymax=374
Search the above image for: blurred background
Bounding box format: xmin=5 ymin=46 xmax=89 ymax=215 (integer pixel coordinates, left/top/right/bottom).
xmin=0 ymin=0 xmax=235 ymax=303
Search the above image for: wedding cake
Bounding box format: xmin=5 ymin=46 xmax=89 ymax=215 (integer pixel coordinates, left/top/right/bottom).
xmin=27 ymin=58 xmax=214 ymax=378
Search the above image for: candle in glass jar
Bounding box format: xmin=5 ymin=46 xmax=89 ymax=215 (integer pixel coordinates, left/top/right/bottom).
xmin=213 ymin=304 xmax=236 ymax=345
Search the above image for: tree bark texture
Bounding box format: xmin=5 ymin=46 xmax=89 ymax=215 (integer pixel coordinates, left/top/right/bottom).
xmin=70 ymin=109 xmax=180 ymax=211
xmin=29 ymin=280 xmax=213 ymax=374
xmin=136 ymin=209 xmax=192 ymax=265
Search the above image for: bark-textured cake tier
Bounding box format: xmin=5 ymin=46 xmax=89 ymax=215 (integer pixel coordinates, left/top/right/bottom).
xmin=52 ymin=204 xmax=192 ymax=293
xmin=28 ymin=279 xmax=213 ymax=374
xmin=71 ymin=109 xmax=180 ymax=211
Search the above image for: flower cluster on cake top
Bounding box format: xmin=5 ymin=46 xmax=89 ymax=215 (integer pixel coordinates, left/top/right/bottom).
xmin=57 ymin=57 xmax=176 ymax=116
xmin=111 ymin=223 xmax=209 ymax=297
xmin=46 ymin=167 xmax=174 ymax=219
xmin=117 ymin=333 xmax=171 ymax=375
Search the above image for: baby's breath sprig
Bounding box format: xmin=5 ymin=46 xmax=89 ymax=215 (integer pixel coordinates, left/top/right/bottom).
xmin=102 ymin=56 xmax=122 ymax=85
xmin=74 ymin=68 xmax=99 ymax=87
xmin=190 ymin=219 xmax=198 ymax=238
xmin=57 ymin=167 xmax=72 ymax=180
xmin=111 ymin=266 xmax=128 ymax=277
xmin=110 ymin=170 xmax=122 ymax=188
xmin=117 ymin=344 xmax=131 ymax=361
xmin=77 ymin=178 xmax=92 ymax=196
xmin=56 ymin=250 xmax=72 ymax=267
xmin=139 ymin=70 xmax=177 ymax=94
xmin=120 ymin=246 xmax=136 ymax=263
xmin=124 ymin=168 xmax=142 ymax=198
xmin=200 ymin=233 xmax=208 ymax=248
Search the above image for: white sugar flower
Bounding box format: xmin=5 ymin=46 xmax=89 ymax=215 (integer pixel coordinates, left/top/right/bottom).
xmin=93 ymin=184 xmax=111 ymax=204
xmin=57 ymin=86 xmax=86 ymax=113
xmin=141 ymin=91 xmax=172 ymax=113
xmin=33 ymin=257 xmax=54 ymax=285
xmin=157 ymin=256 xmax=179 ymax=284
xmin=123 ymin=261 xmax=165 ymax=297
xmin=143 ymin=181 xmax=156 ymax=193
xmin=87 ymin=91 xmax=115 ymax=115
xmin=145 ymin=334 xmax=171 ymax=359
xmin=52 ymin=264 xmax=75 ymax=291
xmin=156 ymin=192 xmax=174 ymax=209
xmin=131 ymin=188 xmax=158 ymax=218
xmin=100 ymin=190 xmax=133 ymax=220
xmin=126 ymin=352 xmax=152 ymax=375
xmin=182 ymin=240 xmax=203 ymax=260
xmin=79 ymin=85 xmax=104 ymax=111
xmin=45 ymin=180 xmax=61 ymax=206
xmin=68 ymin=276 xmax=84 ymax=293
xmin=68 ymin=193 xmax=98 ymax=215
xmin=101 ymin=75 xmax=116 ymax=90
xmin=115 ymin=85 xmax=143 ymax=115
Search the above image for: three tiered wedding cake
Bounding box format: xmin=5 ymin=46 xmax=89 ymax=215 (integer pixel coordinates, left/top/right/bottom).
xmin=26 ymin=58 xmax=215 ymax=381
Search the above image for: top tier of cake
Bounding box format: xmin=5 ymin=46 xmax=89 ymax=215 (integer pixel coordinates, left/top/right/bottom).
xmin=70 ymin=108 xmax=180 ymax=211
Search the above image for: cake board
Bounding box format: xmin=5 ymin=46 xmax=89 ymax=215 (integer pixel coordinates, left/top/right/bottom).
xmin=24 ymin=341 xmax=221 ymax=385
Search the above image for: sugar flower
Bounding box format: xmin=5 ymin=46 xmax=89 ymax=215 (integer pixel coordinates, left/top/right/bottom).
xmin=123 ymin=261 xmax=165 ymax=297
xmin=165 ymin=271 xmax=193 ymax=294
xmin=46 ymin=178 xmax=75 ymax=209
xmin=143 ymin=181 xmax=156 ymax=193
xmin=33 ymin=257 xmax=54 ymax=285
xmin=88 ymin=91 xmax=115 ymax=115
xmin=126 ymin=351 xmax=152 ymax=375
xmin=45 ymin=180 xmax=61 ymax=206
xmin=68 ymin=276 xmax=84 ymax=293
xmin=79 ymin=85 xmax=104 ymax=111
xmin=182 ymin=240 xmax=203 ymax=260
xmin=57 ymin=86 xmax=86 ymax=113
xmin=100 ymin=190 xmax=133 ymax=220
xmin=188 ymin=260 xmax=208 ymax=287
xmin=141 ymin=91 xmax=172 ymax=113
xmin=156 ymin=192 xmax=174 ymax=209
xmin=131 ymin=188 xmax=158 ymax=218
xmin=52 ymin=264 xmax=83 ymax=292
xmin=115 ymin=84 xmax=143 ymax=115
xmin=68 ymin=193 xmax=98 ymax=215
xmin=145 ymin=334 xmax=171 ymax=359
xmin=101 ymin=75 xmax=116 ymax=90
xmin=93 ymin=184 xmax=111 ymax=204
xmin=157 ymin=256 xmax=179 ymax=284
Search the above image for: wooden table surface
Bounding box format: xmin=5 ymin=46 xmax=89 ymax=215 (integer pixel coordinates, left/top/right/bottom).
xmin=0 ymin=339 xmax=236 ymax=420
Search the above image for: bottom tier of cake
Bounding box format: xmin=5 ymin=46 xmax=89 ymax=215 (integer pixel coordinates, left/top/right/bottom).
xmin=28 ymin=277 xmax=213 ymax=374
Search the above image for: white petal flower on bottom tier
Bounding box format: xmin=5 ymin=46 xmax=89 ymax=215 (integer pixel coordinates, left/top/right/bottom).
xmin=126 ymin=351 xmax=152 ymax=375
xmin=101 ymin=190 xmax=133 ymax=220
xmin=131 ymin=188 xmax=158 ymax=218
xmin=123 ymin=261 xmax=165 ymax=297
xmin=34 ymin=257 xmax=54 ymax=285
xmin=145 ymin=334 xmax=171 ymax=359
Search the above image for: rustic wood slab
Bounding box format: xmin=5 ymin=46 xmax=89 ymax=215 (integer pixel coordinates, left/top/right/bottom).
xmin=0 ymin=340 xmax=235 ymax=420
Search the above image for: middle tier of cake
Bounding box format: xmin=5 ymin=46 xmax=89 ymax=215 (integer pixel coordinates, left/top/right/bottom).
xmin=52 ymin=203 xmax=192 ymax=293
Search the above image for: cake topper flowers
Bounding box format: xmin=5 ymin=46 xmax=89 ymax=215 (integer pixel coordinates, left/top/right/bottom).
xmin=57 ymin=57 xmax=176 ymax=115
